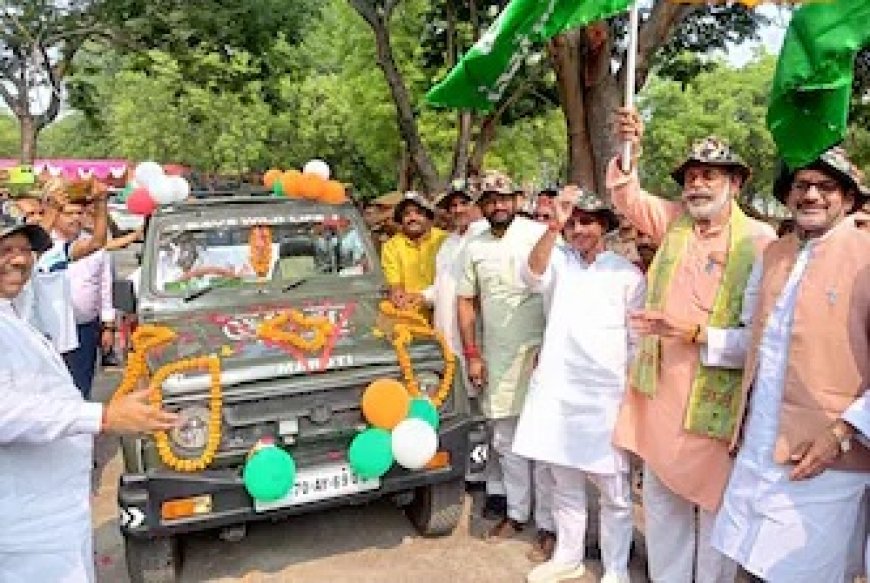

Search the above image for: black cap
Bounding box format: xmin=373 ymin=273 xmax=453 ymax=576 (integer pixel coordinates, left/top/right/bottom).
xmin=0 ymin=213 xmax=51 ymax=253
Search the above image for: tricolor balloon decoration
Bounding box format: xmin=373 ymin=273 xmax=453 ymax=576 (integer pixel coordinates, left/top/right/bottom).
xmin=124 ymin=161 xmax=191 ymax=216
xmin=348 ymin=379 xmax=440 ymax=479
xmin=262 ymin=159 xmax=347 ymax=204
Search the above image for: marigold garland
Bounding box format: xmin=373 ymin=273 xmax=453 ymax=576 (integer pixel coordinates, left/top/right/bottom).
xmin=257 ymin=310 xmax=334 ymax=352
xmin=379 ymin=302 xmax=455 ymax=407
xmin=112 ymin=324 xmax=225 ymax=473
xmin=150 ymin=355 xmax=223 ymax=472
xmin=249 ymin=225 xmax=273 ymax=278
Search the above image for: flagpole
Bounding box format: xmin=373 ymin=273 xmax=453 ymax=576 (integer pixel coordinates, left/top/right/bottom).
xmin=621 ymin=1 xmax=640 ymax=172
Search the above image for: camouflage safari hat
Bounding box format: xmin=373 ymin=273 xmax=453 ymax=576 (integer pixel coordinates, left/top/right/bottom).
xmin=773 ymin=146 xmax=869 ymax=208
xmin=434 ymin=178 xmax=472 ymax=209
xmin=569 ymin=188 xmax=619 ymax=233
xmin=472 ymin=170 xmax=514 ymax=202
xmin=671 ymin=136 xmax=752 ymax=187
xmin=393 ymin=190 xmax=436 ymax=223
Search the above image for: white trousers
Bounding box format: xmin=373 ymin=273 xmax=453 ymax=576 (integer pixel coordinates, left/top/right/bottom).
xmin=488 ymin=417 xmax=532 ymax=522
xmin=643 ymin=466 xmax=737 ymax=583
xmin=549 ymin=464 xmax=633 ymax=578
xmin=534 ymin=462 xmax=556 ymax=532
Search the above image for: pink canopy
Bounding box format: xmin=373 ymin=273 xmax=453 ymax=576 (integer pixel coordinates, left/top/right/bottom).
xmin=0 ymin=159 xmax=130 ymax=180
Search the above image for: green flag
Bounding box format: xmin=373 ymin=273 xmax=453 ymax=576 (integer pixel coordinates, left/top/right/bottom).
xmin=425 ymin=0 xmax=632 ymax=111
xmin=767 ymin=0 xmax=870 ymax=169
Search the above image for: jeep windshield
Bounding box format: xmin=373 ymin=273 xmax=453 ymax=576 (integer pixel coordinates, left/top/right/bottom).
xmin=150 ymin=207 xmax=376 ymax=296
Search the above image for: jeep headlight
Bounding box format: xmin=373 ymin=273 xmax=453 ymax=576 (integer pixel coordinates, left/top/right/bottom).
xmin=417 ymin=371 xmax=441 ymax=399
xmin=169 ymin=406 xmax=211 ymax=454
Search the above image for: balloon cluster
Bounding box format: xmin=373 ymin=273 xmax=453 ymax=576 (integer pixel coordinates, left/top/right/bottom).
xmin=124 ymin=161 xmax=191 ymax=216
xmin=348 ymin=379 xmax=440 ymax=480
xmin=263 ymin=159 xmax=347 ymax=204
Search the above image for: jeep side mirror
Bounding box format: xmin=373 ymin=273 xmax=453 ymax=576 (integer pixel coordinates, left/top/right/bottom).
xmin=113 ymin=280 xmax=137 ymax=314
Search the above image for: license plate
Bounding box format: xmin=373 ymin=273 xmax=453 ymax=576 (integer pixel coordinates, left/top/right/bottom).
xmin=254 ymin=462 xmax=380 ymax=512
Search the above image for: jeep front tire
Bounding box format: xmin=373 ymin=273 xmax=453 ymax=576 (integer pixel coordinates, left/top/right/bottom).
xmin=405 ymin=478 xmax=464 ymax=536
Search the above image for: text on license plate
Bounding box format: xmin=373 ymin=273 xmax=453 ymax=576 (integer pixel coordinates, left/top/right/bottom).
xmin=254 ymin=462 xmax=380 ymax=512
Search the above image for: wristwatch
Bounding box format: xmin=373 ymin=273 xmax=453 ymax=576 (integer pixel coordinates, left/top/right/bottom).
xmin=831 ymin=422 xmax=854 ymax=455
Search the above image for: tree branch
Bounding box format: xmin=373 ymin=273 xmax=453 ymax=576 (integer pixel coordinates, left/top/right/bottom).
xmin=627 ymin=1 xmax=693 ymax=89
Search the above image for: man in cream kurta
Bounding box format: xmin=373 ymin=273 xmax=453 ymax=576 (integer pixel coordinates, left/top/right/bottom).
xmin=515 ymin=188 xmax=645 ymax=583
xmin=610 ymin=109 xmax=775 ymax=583
xmin=457 ymin=172 xmax=546 ymax=542
xmin=0 ymin=215 xmax=179 ymax=582
xmin=701 ymin=147 xmax=870 ymax=582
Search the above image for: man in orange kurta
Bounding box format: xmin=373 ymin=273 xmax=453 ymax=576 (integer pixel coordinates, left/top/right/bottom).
xmin=608 ymin=108 xmax=775 ymax=583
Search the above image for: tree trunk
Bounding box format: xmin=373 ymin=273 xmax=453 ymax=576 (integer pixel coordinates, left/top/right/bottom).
xmin=451 ymin=112 xmax=473 ymax=179
xmin=548 ymin=32 xmax=595 ymax=191
xmin=19 ymin=115 xmax=37 ymax=165
xmin=372 ymin=25 xmax=441 ymax=193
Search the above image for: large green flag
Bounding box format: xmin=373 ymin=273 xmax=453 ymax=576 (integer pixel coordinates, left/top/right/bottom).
xmin=425 ymin=0 xmax=632 ymax=111
xmin=767 ymin=0 xmax=870 ymax=169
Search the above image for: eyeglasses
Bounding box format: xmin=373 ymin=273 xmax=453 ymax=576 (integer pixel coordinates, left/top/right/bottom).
xmin=790 ymin=180 xmax=841 ymax=195
xmin=533 ymin=213 xmax=553 ymax=221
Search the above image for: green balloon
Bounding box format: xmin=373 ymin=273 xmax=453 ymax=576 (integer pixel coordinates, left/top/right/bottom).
xmin=243 ymin=444 xmax=296 ymax=502
xmin=272 ymin=181 xmax=284 ymax=196
xmin=118 ymin=183 xmax=134 ymax=203
xmin=348 ymin=428 xmax=394 ymax=479
xmin=408 ymin=398 xmax=439 ymax=430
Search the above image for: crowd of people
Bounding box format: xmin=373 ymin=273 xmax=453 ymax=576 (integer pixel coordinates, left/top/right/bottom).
xmin=379 ymin=107 xmax=869 ymax=583
xmin=0 ymin=102 xmax=868 ymax=582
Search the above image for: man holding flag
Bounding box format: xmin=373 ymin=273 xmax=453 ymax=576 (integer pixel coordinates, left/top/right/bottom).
xmin=610 ymin=109 xmax=775 ymax=583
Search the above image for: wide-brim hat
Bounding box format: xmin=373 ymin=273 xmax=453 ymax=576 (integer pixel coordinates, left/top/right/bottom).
xmin=435 ymin=178 xmax=472 ymax=209
xmin=537 ymin=184 xmax=559 ymax=197
xmin=393 ymin=191 xmax=436 ymax=223
xmin=570 ymin=190 xmax=619 ymax=233
xmin=472 ymin=171 xmax=514 ymax=203
xmin=671 ymin=136 xmax=752 ymax=187
xmin=773 ymin=146 xmax=870 ymax=209
xmin=0 ymin=213 xmax=51 ymax=253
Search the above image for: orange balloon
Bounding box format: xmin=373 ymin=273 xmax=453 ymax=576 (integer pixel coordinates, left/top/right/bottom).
xmin=280 ymin=170 xmax=302 ymax=197
xmin=299 ymin=174 xmax=326 ymax=200
xmin=263 ymin=168 xmax=282 ymax=189
xmin=321 ymin=180 xmax=347 ymax=204
xmin=361 ymin=379 xmax=410 ymax=430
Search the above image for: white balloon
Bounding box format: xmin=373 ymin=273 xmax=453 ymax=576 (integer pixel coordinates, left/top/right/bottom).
xmin=149 ymin=175 xmax=175 ymax=205
xmin=134 ymin=161 xmax=164 ymax=188
xmin=167 ymin=175 xmax=190 ymax=201
xmin=303 ymin=159 xmax=330 ymax=180
xmin=391 ymin=418 xmax=438 ymax=470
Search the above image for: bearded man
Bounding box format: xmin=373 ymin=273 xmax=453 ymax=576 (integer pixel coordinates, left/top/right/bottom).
xmin=610 ymin=107 xmax=775 ymax=583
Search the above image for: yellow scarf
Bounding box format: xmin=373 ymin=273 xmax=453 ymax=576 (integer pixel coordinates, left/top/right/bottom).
xmin=630 ymin=202 xmax=756 ymax=440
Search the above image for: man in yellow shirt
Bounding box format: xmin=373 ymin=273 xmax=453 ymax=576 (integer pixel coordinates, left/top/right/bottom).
xmin=380 ymin=191 xmax=447 ymax=309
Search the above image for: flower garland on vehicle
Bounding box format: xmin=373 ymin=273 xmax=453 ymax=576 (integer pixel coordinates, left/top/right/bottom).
xmin=112 ymin=324 xmax=224 ymax=473
xmin=257 ymin=310 xmax=335 ymax=352
xmin=378 ymin=301 xmax=455 ymax=407
xmin=249 ymin=224 xmax=273 ymax=278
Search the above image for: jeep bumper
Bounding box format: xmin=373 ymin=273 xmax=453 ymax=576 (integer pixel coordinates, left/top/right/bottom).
xmin=119 ymin=416 xmax=487 ymax=539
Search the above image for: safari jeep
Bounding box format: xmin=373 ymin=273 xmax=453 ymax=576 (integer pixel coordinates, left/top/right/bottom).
xmin=113 ymin=195 xmax=486 ymax=582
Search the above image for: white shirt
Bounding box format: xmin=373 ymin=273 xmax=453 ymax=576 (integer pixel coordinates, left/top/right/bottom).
xmin=706 ymin=237 xmax=870 ymax=581
xmin=512 ymin=248 xmax=646 ymax=473
xmin=14 ymin=239 xmax=78 ymax=353
xmin=423 ymin=218 xmax=488 ymax=353
xmin=0 ymin=298 xmax=102 ymax=555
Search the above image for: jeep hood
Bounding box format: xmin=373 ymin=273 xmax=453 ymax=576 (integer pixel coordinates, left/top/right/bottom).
xmin=146 ymin=298 xmax=440 ymax=394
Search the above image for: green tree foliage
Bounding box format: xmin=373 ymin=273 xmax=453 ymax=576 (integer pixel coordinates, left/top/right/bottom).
xmin=640 ymin=53 xmax=778 ymax=203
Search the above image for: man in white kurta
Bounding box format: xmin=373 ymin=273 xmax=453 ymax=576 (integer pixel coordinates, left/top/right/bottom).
xmin=514 ymin=188 xmax=646 ymax=583
xmin=0 ymin=216 xmax=179 ymax=582
xmin=457 ymin=172 xmax=547 ymax=542
xmin=701 ymin=149 xmax=870 ymax=582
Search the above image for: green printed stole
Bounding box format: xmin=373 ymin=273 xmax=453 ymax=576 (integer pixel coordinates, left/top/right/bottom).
xmin=630 ymin=202 xmax=756 ymax=440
